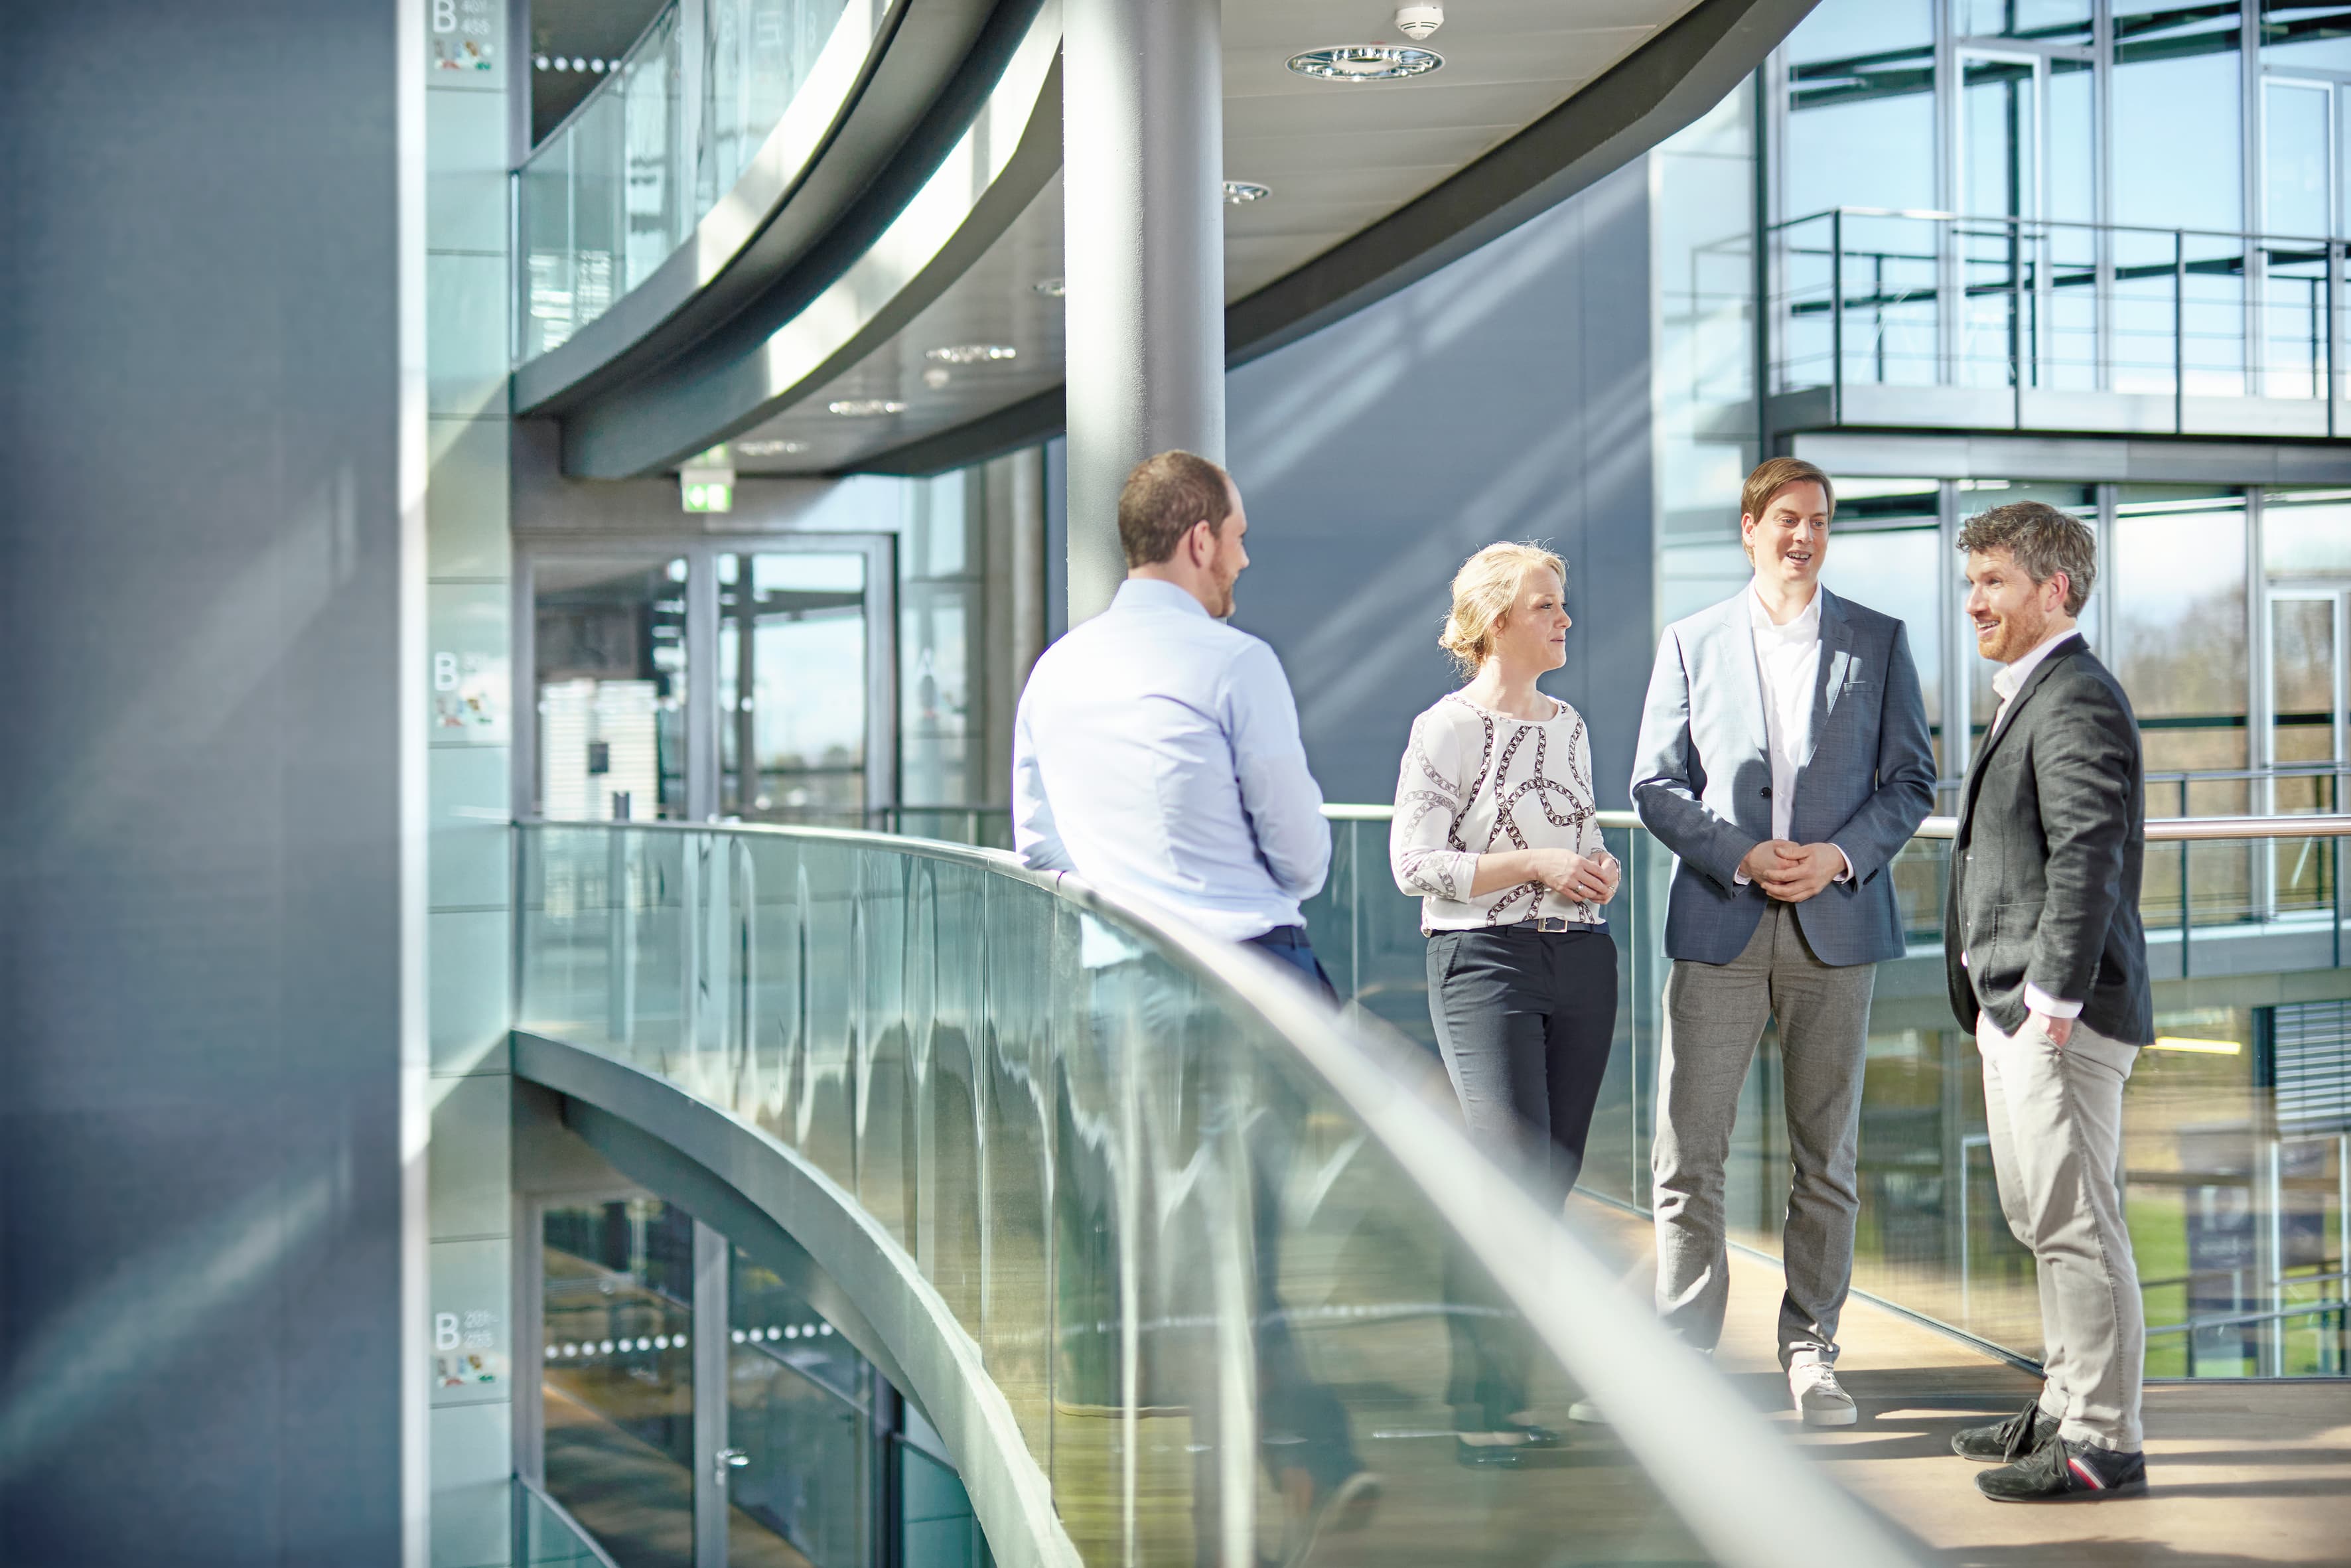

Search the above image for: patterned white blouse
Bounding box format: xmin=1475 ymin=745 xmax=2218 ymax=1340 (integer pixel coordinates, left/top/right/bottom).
xmin=1389 ymin=690 xmax=1608 ymax=932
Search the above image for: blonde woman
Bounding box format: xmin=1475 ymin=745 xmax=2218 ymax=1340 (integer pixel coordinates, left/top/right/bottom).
xmin=1391 ymin=541 xmax=1620 ymax=1464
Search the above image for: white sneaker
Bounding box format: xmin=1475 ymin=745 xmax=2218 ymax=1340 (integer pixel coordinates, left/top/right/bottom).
xmin=1789 ymin=1357 xmax=1857 ymax=1427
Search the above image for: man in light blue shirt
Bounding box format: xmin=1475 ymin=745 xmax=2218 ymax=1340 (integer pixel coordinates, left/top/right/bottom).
xmin=1014 ymin=449 xmax=1334 ymax=985
xmin=1012 ymin=451 xmax=1376 ymax=1559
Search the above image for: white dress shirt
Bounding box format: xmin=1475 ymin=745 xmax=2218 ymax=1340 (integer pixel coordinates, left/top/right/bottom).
xmin=1733 ymin=582 xmax=1851 ymax=887
xmin=1012 ymin=577 xmax=1330 ymax=942
xmin=1985 ymin=624 xmax=2086 ymax=1020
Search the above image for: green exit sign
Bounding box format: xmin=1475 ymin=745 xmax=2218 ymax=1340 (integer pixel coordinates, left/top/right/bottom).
xmin=682 ymin=479 xmax=733 ymax=512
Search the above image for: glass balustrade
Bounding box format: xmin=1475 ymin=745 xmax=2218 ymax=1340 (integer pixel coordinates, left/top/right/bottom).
xmin=1767 ymin=208 xmax=2351 ymax=433
xmin=1309 ymin=810 xmax=2351 ymax=1381
xmin=514 ymin=821 xmax=1917 ymax=1568
xmin=517 ymin=0 xmax=862 ymax=361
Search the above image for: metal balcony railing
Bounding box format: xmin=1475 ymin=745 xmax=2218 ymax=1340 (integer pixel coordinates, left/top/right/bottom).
xmin=1767 ymin=206 xmax=2351 ymax=437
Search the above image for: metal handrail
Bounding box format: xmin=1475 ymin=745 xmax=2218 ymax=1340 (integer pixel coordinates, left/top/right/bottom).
xmin=1769 ymin=204 xmax=2344 ymax=250
xmin=1317 ymin=806 xmax=2351 ymax=841
xmin=516 ymin=816 xmax=1923 ymax=1568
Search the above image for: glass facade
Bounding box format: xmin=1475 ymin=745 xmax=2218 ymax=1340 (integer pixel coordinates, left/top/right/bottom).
xmin=534 ymin=557 xmax=691 ymax=821
xmin=1767 ymin=0 xmax=2351 ymax=416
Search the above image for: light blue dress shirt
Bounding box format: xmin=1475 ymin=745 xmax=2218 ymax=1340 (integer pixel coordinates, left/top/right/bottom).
xmin=1012 ymin=577 xmax=1330 ymax=942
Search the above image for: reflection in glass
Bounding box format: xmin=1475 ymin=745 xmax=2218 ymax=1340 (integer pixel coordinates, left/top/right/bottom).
xmin=2263 ymin=1 xmax=2351 ymax=70
xmin=719 ymin=552 xmax=869 ymax=825
xmin=727 ymin=1247 xmax=870 ymax=1568
xmin=1784 ymin=0 xmax=1936 ymax=219
xmin=2264 ymin=489 xmax=2351 ymax=575
xmin=2113 ymin=488 xmax=2251 ymax=920
xmin=536 ymin=558 xmax=689 ymax=820
xmin=2114 ymin=3 xmax=2244 ymax=236
xmin=516 ymin=824 xmax=1741 ymax=1563
xmin=1957 ymin=0 xmax=2092 ymax=42
xmin=2268 ymin=595 xmax=2343 ymax=912
xmin=542 ymin=1200 xmax=698 ymax=1568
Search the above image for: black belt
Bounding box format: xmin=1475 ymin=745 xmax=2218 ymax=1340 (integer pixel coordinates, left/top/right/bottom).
xmin=1532 ymin=916 xmax=1605 ymax=933
xmin=1249 ymin=923 xmax=1313 ymax=948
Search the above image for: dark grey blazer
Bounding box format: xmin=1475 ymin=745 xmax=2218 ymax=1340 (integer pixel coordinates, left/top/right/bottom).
xmin=1944 ymin=636 xmax=2154 ymax=1045
xmin=1631 ymin=587 xmax=1936 ymax=967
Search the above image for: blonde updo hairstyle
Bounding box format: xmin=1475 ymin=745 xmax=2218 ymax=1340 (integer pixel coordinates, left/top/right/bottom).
xmin=1439 ymin=541 xmax=1567 ymax=679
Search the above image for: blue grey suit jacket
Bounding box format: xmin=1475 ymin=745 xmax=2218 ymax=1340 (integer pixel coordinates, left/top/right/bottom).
xmin=1630 ymin=587 xmax=1935 ymax=967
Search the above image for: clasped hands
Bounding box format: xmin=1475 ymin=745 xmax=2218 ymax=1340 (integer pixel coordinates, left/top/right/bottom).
xmin=1529 ymin=847 xmax=1620 ymax=905
xmin=1738 ymin=839 xmax=1845 ymax=903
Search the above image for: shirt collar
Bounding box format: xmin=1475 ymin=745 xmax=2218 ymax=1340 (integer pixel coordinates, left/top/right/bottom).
xmin=1993 ymin=626 xmax=2082 ymax=703
xmin=1747 ymin=580 xmax=1821 ymax=640
xmin=1113 ymin=576 xmax=1212 ymax=620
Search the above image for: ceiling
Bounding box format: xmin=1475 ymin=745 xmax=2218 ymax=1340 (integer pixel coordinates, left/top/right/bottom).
xmin=714 ymin=0 xmax=1710 ymax=476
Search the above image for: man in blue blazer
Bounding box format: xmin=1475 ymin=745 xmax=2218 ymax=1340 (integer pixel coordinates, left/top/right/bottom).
xmin=1630 ymin=459 xmax=1935 ymax=1425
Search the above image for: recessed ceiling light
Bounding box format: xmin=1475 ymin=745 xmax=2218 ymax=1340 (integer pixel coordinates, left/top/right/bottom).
xmin=1222 ymin=180 xmax=1271 ymax=204
xmin=1033 ymin=277 xmax=1066 ymax=297
xmin=1286 ymin=44 xmax=1443 ymax=82
xmin=828 ymin=399 xmax=906 ymax=417
xmin=922 ymin=367 xmax=952 ymax=390
xmin=925 ymin=343 xmax=1018 ymax=364
xmin=734 ymin=439 xmax=805 ymax=457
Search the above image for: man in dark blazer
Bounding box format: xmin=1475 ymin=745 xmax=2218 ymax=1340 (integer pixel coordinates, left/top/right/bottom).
xmin=1944 ymin=501 xmax=2153 ymax=1503
xmin=1631 ymin=459 xmax=1935 ymax=1427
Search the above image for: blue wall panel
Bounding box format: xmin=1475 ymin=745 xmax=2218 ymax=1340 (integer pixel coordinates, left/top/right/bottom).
xmin=1226 ymin=162 xmax=1658 ymax=809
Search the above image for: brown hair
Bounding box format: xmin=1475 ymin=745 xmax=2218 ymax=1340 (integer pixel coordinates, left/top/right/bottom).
xmin=1437 ymin=541 xmax=1567 ymax=677
xmin=1118 ymin=451 xmax=1233 ymax=568
xmin=1741 ymin=457 xmax=1836 ymax=526
xmin=1957 ymin=501 xmax=2097 ymax=616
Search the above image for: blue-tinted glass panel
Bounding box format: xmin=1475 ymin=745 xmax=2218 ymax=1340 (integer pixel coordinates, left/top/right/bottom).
xmin=1785 ymin=0 xmax=1936 ymax=218
xmin=2264 ymin=2 xmax=2351 ymax=68
xmin=2115 ymin=5 xmax=2246 ymax=234
xmin=1957 ymin=0 xmax=2093 ymax=42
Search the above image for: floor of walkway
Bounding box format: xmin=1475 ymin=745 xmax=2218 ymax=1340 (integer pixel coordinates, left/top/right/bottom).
xmin=1567 ymin=1196 xmax=2351 ymax=1568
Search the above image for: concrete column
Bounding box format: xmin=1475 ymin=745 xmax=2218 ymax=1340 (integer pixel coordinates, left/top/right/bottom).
xmin=1062 ymin=0 xmax=1225 ymax=624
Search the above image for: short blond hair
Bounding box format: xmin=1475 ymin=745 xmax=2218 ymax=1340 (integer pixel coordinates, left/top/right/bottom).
xmin=1439 ymin=541 xmax=1565 ymax=677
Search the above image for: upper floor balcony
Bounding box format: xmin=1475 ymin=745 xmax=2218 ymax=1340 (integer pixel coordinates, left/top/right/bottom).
xmin=1760 ymin=206 xmax=2351 ymax=443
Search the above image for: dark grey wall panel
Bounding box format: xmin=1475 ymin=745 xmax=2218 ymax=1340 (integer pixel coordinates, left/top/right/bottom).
xmin=1226 ymin=162 xmax=1657 ymax=809
xmin=0 ymin=4 xmax=405 ymax=1564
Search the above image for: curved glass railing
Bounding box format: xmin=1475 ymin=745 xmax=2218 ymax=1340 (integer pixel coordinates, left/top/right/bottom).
xmin=515 ymin=820 xmax=1920 ymax=1568
xmin=517 ymin=1476 xmax=623 ymax=1567
xmin=516 ymin=0 xmax=863 ymax=360
xmin=1311 ymin=808 xmax=2351 ymax=1381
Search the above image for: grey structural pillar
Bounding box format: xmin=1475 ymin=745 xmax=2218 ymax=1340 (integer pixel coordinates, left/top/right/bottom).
xmin=1062 ymin=0 xmax=1226 ymax=624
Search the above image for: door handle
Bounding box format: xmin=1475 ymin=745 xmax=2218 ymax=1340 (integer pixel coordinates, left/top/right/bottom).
xmin=715 ymin=1447 xmax=749 ymax=1479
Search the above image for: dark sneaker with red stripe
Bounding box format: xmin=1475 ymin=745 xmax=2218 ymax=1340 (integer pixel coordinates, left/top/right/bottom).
xmin=1976 ymin=1429 xmax=2147 ymax=1502
xmin=1952 ymin=1395 xmax=2056 ymax=1462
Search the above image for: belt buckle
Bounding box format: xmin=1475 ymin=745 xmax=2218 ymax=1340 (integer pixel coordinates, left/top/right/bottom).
xmin=1538 ymin=916 xmax=1567 ymax=933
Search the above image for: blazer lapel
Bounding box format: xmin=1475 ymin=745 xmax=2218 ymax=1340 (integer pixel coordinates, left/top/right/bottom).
xmin=1959 ymin=636 xmax=2084 ymax=828
xmin=1799 ymin=588 xmax=1851 ymax=774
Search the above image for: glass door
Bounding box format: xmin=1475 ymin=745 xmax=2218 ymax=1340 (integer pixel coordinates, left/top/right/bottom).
xmin=2262 ymin=78 xmax=2338 ymax=397
xmin=718 ymin=550 xmax=877 ymax=827
xmin=532 ymin=555 xmax=691 ymax=821
xmin=2265 ymin=589 xmax=2348 ymax=914
xmin=1957 ymin=51 xmax=2044 ymax=389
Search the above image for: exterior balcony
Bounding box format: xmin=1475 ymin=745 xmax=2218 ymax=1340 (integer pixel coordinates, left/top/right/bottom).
xmin=1751 ymin=206 xmax=2351 ymax=447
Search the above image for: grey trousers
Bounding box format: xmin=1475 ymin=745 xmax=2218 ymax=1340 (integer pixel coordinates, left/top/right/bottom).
xmin=1652 ymin=901 xmax=1875 ymax=1365
xmin=1977 ymin=1011 xmax=2145 ymax=1451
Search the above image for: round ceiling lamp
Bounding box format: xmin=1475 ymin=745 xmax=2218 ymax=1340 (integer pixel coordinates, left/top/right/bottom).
xmin=1222 ymin=180 xmax=1271 ymax=204
xmin=827 ymin=399 xmax=906 ymax=417
xmin=1285 ymin=44 xmax=1443 ymax=82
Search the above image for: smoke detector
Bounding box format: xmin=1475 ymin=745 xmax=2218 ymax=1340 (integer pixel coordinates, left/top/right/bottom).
xmin=1395 ymin=4 xmax=1443 ymax=40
